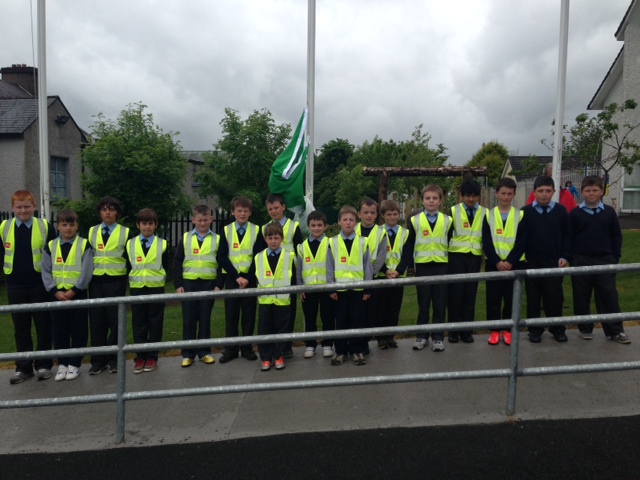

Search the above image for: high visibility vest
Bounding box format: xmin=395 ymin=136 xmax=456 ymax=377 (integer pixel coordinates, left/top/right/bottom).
xmin=297 ymin=237 xmax=328 ymax=285
xmin=330 ymin=235 xmax=367 ymax=291
xmin=486 ymin=207 xmax=525 ymax=261
xmin=224 ymin=223 xmax=258 ymax=274
xmin=356 ymin=223 xmax=386 ymax=267
xmin=448 ymin=204 xmax=486 ymax=255
xmin=411 ymin=212 xmax=451 ymax=263
xmin=89 ymin=224 xmax=129 ymax=276
xmin=383 ymin=225 xmax=409 ymax=277
xmin=127 ymin=237 xmax=167 ymax=288
xmin=1 ymin=218 xmax=48 ymax=274
xmin=182 ymin=232 xmax=219 ymax=280
xmin=262 ymin=219 xmax=299 ymax=252
xmin=49 ymin=237 xmax=88 ymax=290
xmin=255 ymin=250 xmax=293 ymax=305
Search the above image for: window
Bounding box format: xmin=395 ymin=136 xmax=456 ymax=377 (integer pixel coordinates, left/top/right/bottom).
xmin=622 ymin=166 xmax=640 ymax=211
xmin=50 ymin=156 xmax=68 ymax=200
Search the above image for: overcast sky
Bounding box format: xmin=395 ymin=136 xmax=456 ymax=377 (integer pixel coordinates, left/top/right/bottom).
xmin=1 ymin=0 xmax=632 ymax=164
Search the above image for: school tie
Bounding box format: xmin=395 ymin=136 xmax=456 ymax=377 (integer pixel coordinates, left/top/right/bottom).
xmin=102 ymin=226 xmax=110 ymax=243
xmin=591 ymin=208 xmax=599 ymax=215
xmin=466 ymin=208 xmax=474 ymax=225
xmin=18 ymin=223 xmax=28 ymax=231
xmin=269 ymin=251 xmax=276 ymax=257
xmin=141 ymin=238 xmax=149 ymax=254
xmin=541 ymin=206 xmax=549 ymax=215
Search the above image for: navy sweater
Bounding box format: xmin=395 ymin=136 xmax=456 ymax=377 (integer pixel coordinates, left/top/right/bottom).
xmin=569 ymin=205 xmax=622 ymax=261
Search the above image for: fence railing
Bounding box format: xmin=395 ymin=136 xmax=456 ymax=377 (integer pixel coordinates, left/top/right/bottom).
xmin=0 ymin=263 xmax=639 ymax=444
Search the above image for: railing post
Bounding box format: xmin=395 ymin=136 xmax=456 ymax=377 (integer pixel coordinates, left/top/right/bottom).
xmin=115 ymin=302 xmax=128 ymax=444
xmin=506 ymin=274 xmax=524 ymax=417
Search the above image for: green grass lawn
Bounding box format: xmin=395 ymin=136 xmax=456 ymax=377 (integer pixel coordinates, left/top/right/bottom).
xmin=1 ymin=230 xmax=640 ymax=358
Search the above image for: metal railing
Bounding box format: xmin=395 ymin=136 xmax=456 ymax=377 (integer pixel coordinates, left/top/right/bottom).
xmin=0 ymin=263 xmax=639 ymax=444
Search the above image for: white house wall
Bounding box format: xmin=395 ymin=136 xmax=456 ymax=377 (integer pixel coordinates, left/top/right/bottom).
xmin=0 ymin=137 xmax=26 ymax=211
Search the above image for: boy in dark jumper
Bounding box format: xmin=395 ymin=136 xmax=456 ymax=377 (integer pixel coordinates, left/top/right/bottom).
xmin=521 ymin=176 xmax=570 ymax=343
xmin=569 ymin=175 xmax=630 ymax=343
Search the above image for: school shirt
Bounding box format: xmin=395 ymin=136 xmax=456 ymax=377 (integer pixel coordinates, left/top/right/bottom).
xmin=569 ymin=201 xmax=622 ymax=261
xmin=521 ymin=202 xmax=570 ymax=262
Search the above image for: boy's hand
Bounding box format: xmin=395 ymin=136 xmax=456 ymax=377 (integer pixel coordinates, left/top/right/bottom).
xmin=497 ymin=261 xmax=512 ymax=271
xmin=386 ymin=270 xmax=398 ymax=279
xmin=176 ymin=287 xmax=185 ymax=294
xmin=301 ymin=292 xmax=306 ymax=301
xmin=54 ymin=291 xmax=68 ymax=301
xmin=214 ymin=286 xmax=221 ymax=291
xmin=236 ymin=277 xmax=249 ymax=288
xmin=363 ymin=294 xmax=371 ymax=301
xmin=63 ymin=290 xmax=76 ymax=300
xmin=558 ymin=259 xmax=568 ymax=268
xmin=330 ymin=293 xmax=338 ymax=301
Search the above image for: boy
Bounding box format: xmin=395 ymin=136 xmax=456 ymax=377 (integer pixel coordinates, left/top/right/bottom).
xmin=253 ymin=223 xmax=295 ymax=371
xmin=376 ymin=199 xmax=411 ymax=349
xmin=174 ymin=205 xmax=219 ymax=367
xmin=482 ymin=178 xmax=527 ymax=346
xmin=521 ymin=176 xmax=570 ymax=343
xmin=217 ymin=196 xmax=264 ymax=363
xmin=327 ymin=205 xmax=373 ymax=366
xmin=447 ymin=180 xmax=486 ymax=344
xmin=41 ymin=209 xmax=93 ymax=381
xmin=356 ymin=198 xmax=388 ymax=353
xmin=296 ymin=210 xmax=335 ymax=358
xmin=406 ymin=185 xmax=452 ymax=353
xmin=569 ymin=175 xmax=630 ymax=343
xmin=87 ymin=196 xmax=130 ymax=375
xmin=126 ymin=208 xmax=170 ymax=373
xmin=0 ymin=190 xmax=56 ymax=384
xmin=263 ymin=193 xmax=303 ymax=359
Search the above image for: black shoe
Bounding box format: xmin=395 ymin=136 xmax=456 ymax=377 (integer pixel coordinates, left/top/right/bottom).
xmin=448 ymin=335 xmax=459 ymax=344
xmin=282 ymin=349 xmax=294 ymax=359
xmin=89 ymin=364 xmax=108 ymax=376
xmin=9 ymin=371 xmax=34 ymax=385
xmin=219 ymin=353 xmax=238 ymax=364
xmin=363 ymin=346 xmax=370 ymax=356
xmin=461 ymin=336 xmax=474 ymax=344
xmin=387 ymin=338 xmax=398 ymax=348
xmin=553 ymin=332 xmax=568 ymax=343
xmin=108 ymin=363 xmax=117 ymax=374
xmin=241 ymin=350 xmax=258 ymax=361
xmin=377 ymin=339 xmax=389 ymax=349
xmin=529 ymin=335 xmax=542 ymax=344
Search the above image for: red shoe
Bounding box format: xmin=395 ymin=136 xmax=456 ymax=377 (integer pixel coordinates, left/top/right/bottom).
xmin=133 ymin=359 xmax=145 ymax=374
xmin=260 ymin=361 xmax=272 ymax=372
xmin=488 ymin=331 xmax=500 ymax=345
xmin=501 ymin=331 xmax=512 ymax=345
xmin=274 ymin=356 xmax=285 ymax=370
xmin=143 ymin=359 xmax=157 ymax=372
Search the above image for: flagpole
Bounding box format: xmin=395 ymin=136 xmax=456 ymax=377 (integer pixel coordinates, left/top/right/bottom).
xmin=552 ymin=0 xmax=570 ymax=202
xmin=305 ymin=0 xmax=316 ymax=203
xmin=37 ymin=0 xmax=50 ymax=220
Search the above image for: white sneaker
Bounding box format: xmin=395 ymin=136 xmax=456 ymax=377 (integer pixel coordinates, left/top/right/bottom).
xmin=304 ymin=347 xmax=316 ymax=358
xmin=65 ymin=365 xmax=80 ymax=381
xmin=323 ymin=346 xmax=334 ymax=358
xmin=413 ymin=338 xmax=427 ymax=350
xmin=431 ymin=340 xmax=445 ymax=352
xmin=55 ymin=365 xmax=68 ymax=382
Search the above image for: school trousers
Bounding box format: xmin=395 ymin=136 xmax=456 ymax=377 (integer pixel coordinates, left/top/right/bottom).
xmin=415 ymin=262 xmax=447 ymax=342
xmin=89 ymin=275 xmax=127 ymax=369
xmin=51 ymin=289 xmax=89 ymax=368
xmin=334 ymin=290 xmax=366 ymax=355
xmin=375 ymin=284 xmax=404 ymax=342
xmin=302 ymin=291 xmax=335 ymax=348
xmin=283 ymin=294 xmax=297 ymax=353
xmin=130 ymin=286 xmax=165 ymax=361
xmin=223 ymin=276 xmax=256 ymax=355
xmin=485 ymin=261 xmax=524 ymax=331
xmin=181 ymin=278 xmax=215 ymax=359
xmin=447 ymin=253 xmax=482 ymax=340
xmin=257 ymin=304 xmax=290 ymax=361
xmin=525 ymin=258 xmax=565 ymax=336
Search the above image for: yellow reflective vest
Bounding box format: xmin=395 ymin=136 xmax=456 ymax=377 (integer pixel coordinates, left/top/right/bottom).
xmin=182 ymin=231 xmax=219 ymax=280
xmin=448 ymin=204 xmax=486 ymax=255
xmin=297 ymin=237 xmax=328 ymax=285
xmin=356 ymin=223 xmax=386 ymax=268
xmin=262 ymin=218 xmax=299 ymax=253
xmin=1 ymin=218 xmax=49 ymax=274
xmin=255 ymin=250 xmax=294 ymax=305
xmin=127 ymin=237 xmax=167 ymax=288
xmin=411 ymin=212 xmax=452 ymax=264
xmin=486 ymin=207 xmax=525 ymax=261
xmin=384 ymin=225 xmax=409 ymax=277
xmin=330 ymin=235 xmax=367 ymax=290
xmin=223 ymin=223 xmax=258 ymax=274
xmin=49 ymin=237 xmax=89 ymax=290
xmin=89 ymin=224 xmax=129 ymax=276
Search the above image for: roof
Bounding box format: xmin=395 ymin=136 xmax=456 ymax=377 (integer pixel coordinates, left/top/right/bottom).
xmin=181 ymin=151 xmax=209 ymax=165
xmin=588 ymin=46 xmax=624 ymax=110
xmin=0 ymin=80 xmax=32 ymax=99
xmin=506 ymin=156 xmax=583 ymax=181
xmin=615 ymin=0 xmax=638 ymax=40
xmin=0 ymin=97 xmax=56 ymax=135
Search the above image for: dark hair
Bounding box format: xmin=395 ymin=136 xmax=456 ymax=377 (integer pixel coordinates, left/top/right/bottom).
xmin=359 ymin=197 xmax=377 ymax=211
xmin=264 ymin=222 xmax=284 ymax=238
xmin=380 ymin=199 xmax=400 ymax=215
xmin=193 ymin=204 xmax=211 ymax=216
xmin=56 ymin=208 xmax=78 ymax=224
xmin=581 ymin=175 xmax=604 ymax=191
xmin=266 ymin=193 xmax=285 ymax=206
xmin=230 ymin=196 xmax=253 ymax=211
xmin=97 ymin=196 xmax=122 ymax=217
xmin=338 ymin=205 xmax=358 ymax=220
xmin=533 ymin=176 xmax=555 ymax=190
xmin=495 ymin=177 xmax=517 ymax=192
xmin=307 ymin=210 xmax=327 ymax=225
xmin=565 ymin=181 xmax=572 ymax=187
xmin=136 ymin=208 xmax=158 ymax=224
xmin=460 ymin=180 xmax=481 ymax=197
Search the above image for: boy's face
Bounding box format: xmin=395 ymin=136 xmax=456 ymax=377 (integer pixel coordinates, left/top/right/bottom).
xmin=534 ymin=185 xmax=554 ymax=206
xmin=422 ymin=191 xmax=442 ymax=214
xmin=266 ymin=233 xmax=283 ymax=251
xmin=192 ymin=213 xmax=213 ymax=235
xmin=137 ymin=220 xmax=157 ymax=238
xmin=462 ymin=193 xmax=479 ymax=209
xmin=358 ymin=204 xmax=378 ymax=227
xmin=58 ymin=221 xmax=78 ymax=242
xmin=99 ymin=205 xmax=118 ymax=226
xmin=308 ymin=219 xmax=326 ymax=239
xmin=267 ymin=201 xmax=286 ymax=221
xmin=232 ymin=206 xmax=251 ymax=225
xmin=339 ymin=213 xmax=357 ymax=236
xmin=12 ymin=199 xmax=35 ymax=223
xmin=494 ymin=187 xmax=516 ymax=208
xmin=582 ymin=185 xmax=604 ymax=206
xmin=382 ymin=209 xmax=400 ymax=228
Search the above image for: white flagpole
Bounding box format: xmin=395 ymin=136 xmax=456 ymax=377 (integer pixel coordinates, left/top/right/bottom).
xmin=306 ymin=0 xmax=316 ymax=203
xmin=552 ymin=0 xmax=570 ymax=202
xmin=37 ymin=0 xmax=50 ymax=220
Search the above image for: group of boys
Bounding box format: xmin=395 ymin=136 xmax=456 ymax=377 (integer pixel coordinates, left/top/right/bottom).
xmin=0 ymin=174 xmax=630 ymax=384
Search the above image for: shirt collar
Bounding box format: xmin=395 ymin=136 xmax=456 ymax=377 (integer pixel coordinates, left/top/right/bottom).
xmin=579 ymin=200 xmax=604 ymax=212
xmin=15 ymin=218 xmax=34 ymax=228
xmin=235 ymin=221 xmax=247 ymax=230
xmin=424 ymin=211 xmax=438 ymax=220
xmin=60 ymin=235 xmax=77 ymax=245
xmin=267 ymin=247 xmax=282 ymax=255
xmin=309 ymin=234 xmax=325 ymax=242
xmin=341 ymin=231 xmax=356 ymax=240
xmin=192 ymin=228 xmax=212 ymax=241
xmin=385 ymin=224 xmax=398 ymax=234
xmin=532 ymin=201 xmax=556 ymax=212
xmin=101 ymin=222 xmax=116 ymax=233
xmin=139 ymin=234 xmax=156 ymax=244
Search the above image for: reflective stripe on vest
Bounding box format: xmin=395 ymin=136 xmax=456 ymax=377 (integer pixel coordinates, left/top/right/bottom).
xmin=330 ymin=235 xmax=366 ymax=290
xmin=356 ymin=223 xmax=386 ymax=267
xmin=411 ymin=213 xmax=451 ymax=263
xmin=223 ymin=223 xmax=258 ymax=274
xmin=89 ymin=224 xmax=129 ymax=276
xmin=182 ymin=232 xmax=219 ymax=280
xmin=384 ymin=226 xmax=409 ymax=277
xmin=297 ymin=237 xmax=328 ymax=285
xmin=255 ymin=250 xmax=293 ymax=305
xmin=127 ymin=237 xmax=167 ymax=288
xmin=49 ymin=237 xmax=87 ymax=290
xmin=448 ymin=204 xmax=486 ymax=255
xmin=486 ymin=207 xmax=524 ymax=261
xmin=262 ymin=219 xmax=299 ymax=252
xmin=1 ymin=218 xmax=48 ymax=274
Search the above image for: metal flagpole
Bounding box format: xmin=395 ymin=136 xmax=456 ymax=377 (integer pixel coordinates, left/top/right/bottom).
xmin=306 ymin=0 xmax=316 ymax=203
xmin=552 ymin=0 xmax=570 ymax=202
xmin=37 ymin=0 xmax=50 ymax=220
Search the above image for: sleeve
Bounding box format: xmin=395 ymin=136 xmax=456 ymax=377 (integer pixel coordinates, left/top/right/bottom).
xmin=162 ymin=242 xmax=171 ymax=274
xmin=506 ymin=213 xmax=527 ymax=265
xmin=559 ymin=207 xmax=571 ymax=261
xmin=73 ymin=245 xmax=94 ymax=292
xmin=372 ymin=234 xmax=388 ymax=276
xmin=46 ymin=220 xmax=57 ymax=242
xmin=253 ymin=230 xmax=267 ymax=254
xmin=295 ymin=246 xmax=304 ymax=286
xmin=395 ymin=234 xmax=412 ymax=275
xmin=173 ymin=238 xmax=186 ymax=289
xmin=41 ymin=246 xmax=57 ymax=294
xmin=216 ymin=228 xmax=240 ymax=280
xmin=482 ymin=214 xmax=501 ymax=267
xmin=292 ymin=224 xmax=303 ymax=248
xmin=610 ymin=208 xmax=623 ymax=261
xmin=326 ymin=244 xmax=336 ymax=284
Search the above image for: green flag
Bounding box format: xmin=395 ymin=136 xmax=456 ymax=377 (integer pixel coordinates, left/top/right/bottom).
xmin=269 ymin=108 xmax=309 ymax=213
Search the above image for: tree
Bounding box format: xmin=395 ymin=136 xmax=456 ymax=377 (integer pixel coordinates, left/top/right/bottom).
xmin=197 ymin=108 xmax=291 ymax=224
xmin=69 ymin=102 xmax=190 ymax=231
xmin=466 ymin=141 xmax=510 ymax=187
xmin=314 ymin=139 xmax=354 ymax=223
